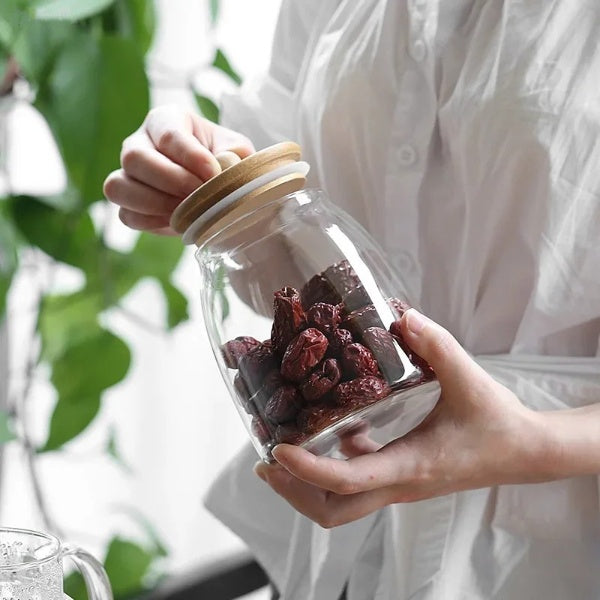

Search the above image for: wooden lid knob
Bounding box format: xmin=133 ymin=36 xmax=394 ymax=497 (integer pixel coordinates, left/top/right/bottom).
xmin=170 ymin=141 xmax=304 ymax=241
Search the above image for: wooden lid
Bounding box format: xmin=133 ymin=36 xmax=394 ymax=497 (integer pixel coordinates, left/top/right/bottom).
xmin=170 ymin=142 xmax=304 ymax=243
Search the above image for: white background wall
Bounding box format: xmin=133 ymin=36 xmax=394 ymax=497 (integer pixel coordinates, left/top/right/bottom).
xmin=1 ymin=0 xmax=282 ymax=589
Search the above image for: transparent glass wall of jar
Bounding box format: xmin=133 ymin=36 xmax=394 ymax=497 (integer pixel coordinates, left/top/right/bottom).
xmin=196 ymin=189 xmax=439 ymax=462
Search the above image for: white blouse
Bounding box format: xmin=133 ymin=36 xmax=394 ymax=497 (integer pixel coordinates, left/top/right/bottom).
xmin=206 ymin=1 xmax=600 ymax=598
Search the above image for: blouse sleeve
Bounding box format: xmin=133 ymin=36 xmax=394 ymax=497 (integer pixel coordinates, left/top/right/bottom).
xmin=219 ymin=0 xmax=339 ymax=148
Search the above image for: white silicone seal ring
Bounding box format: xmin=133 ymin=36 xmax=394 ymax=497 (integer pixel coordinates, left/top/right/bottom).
xmin=182 ymin=160 xmax=310 ymax=245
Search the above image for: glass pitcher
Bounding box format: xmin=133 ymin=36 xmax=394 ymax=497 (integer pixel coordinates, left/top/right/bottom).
xmin=0 ymin=527 xmax=111 ymax=600
xmin=170 ymin=142 xmax=440 ymax=462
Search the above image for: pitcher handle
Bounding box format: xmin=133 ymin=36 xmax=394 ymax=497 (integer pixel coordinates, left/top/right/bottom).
xmin=61 ymin=544 xmax=113 ymax=600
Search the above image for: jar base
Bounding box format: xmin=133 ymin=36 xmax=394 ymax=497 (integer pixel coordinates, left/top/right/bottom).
xmin=261 ymin=379 xmax=440 ymax=462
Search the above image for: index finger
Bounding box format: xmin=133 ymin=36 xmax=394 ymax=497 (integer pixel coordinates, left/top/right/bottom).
xmin=271 ymin=441 xmax=419 ymax=495
xmin=145 ymin=107 xmax=220 ymax=181
xmin=255 ymin=462 xmax=396 ymax=528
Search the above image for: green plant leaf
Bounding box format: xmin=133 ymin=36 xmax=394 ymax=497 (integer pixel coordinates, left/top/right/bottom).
xmin=34 ymin=0 xmax=116 ymax=22
xmin=208 ymin=0 xmax=219 ymax=25
xmin=194 ymin=92 xmax=219 ymax=123
xmin=217 ymin=288 xmax=229 ymax=322
xmin=11 ymin=18 xmax=73 ymax=84
xmin=104 ymin=537 xmax=154 ymax=598
xmin=45 ymin=32 xmax=148 ymax=204
xmin=213 ymin=264 xmax=229 ymax=322
xmin=102 ymin=0 xmax=155 ymax=55
xmin=83 ymin=247 xmax=136 ymax=308
xmin=105 ymin=426 xmax=132 ymax=473
xmin=0 ymin=0 xmax=31 ymax=49
xmin=42 ymin=392 xmax=101 ymax=453
xmin=0 ymin=273 xmax=11 ymax=321
xmin=112 ymin=506 xmax=168 ymax=558
xmin=84 ymin=237 xmax=183 ymax=313
xmin=212 ymin=48 xmax=241 ymax=85
xmin=0 ymin=54 xmax=7 ymax=84
xmin=0 ymin=207 xmax=19 ymax=320
xmin=65 ymin=536 xmax=158 ymax=600
xmin=63 ymin=571 xmax=87 ymax=600
xmin=129 ymin=232 xmax=184 ymax=280
xmin=41 ymin=328 xmax=131 ymax=451
xmin=0 ymin=410 xmax=16 ymax=444
xmin=39 ymin=290 xmax=103 ymax=362
xmin=10 ymin=197 xmax=97 ymax=270
xmin=219 ymin=290 xmax=229 ymax=322
xmin=159 ymin=280 xmax=188 ymax=329
xmin=33 ymin=186 xmax=81 ymax=211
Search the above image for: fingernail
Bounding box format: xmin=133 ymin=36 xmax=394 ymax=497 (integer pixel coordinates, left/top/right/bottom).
xmin=199 ymin=155 xmax=221 ymax=181
xmin=271 ymin=445 xmax=282 ymax=461
xmin=253 ymin=462 xmax=267 ymax=482
xmin=406 ymin=308 xmax=426 ymax=335
xmin=271 ymin=444 xmax=290 ymax=464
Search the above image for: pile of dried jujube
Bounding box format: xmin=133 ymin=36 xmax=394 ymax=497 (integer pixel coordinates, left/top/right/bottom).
xmin=221 ymin=260 xmax=434 ymax=448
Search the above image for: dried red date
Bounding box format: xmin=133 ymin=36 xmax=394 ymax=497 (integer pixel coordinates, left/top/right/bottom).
xmin=301 ymin=260 xmax=369 ymax=310
xmin=300 ymin=274 xmax=339 ymax=309
xmin=234 ymin=374 xmax=255 ymax=414
xmin=342 ymin=284 xmax=371 ymax=311
xmin=388 ymin=297 xmax=411 ymax=317
xmin=281 ymin=328 xmax=328 ymax=382
xmin=322 ymin=260 xmax=364 ymax=303
xmin=231 ymin=268 xmax=429 ymax=449
xmin=271 ymin=287 xmax=306 ymax=356
xmin=362 ymin=326 xmax=405 ymax=383
xmin=306 ymin=302 xmax=341 ymax=335
xmin=389 ymin=320 xmax=436 ymax=381
xmin=389 ymin=319 xmax=403 ymax=340
xmin=251 ymin=416 xmax=272 ymax=445
xmin=341 ymin=343 xmax=380 ymax=378
xmin=221 ymin=336 xmax=260 ymax=369
xmin=238 ymin=342 xmax=277 ymax=394
xmin=332 ymin=376 xmax=391 ymax=408
xmin=300 ymin=358 xmax=342 ymax=402
xmin=327 ymin=328 xmax=353 ymax=357
xmin=341 ymin=304 xmax=384 ymax=339
xmin=247 ymin=369 xmax=286 ymax=414
xmin=261 ymin=369 xmax=285 ymax=397
xmin=297 ymin=405 xmax=342 ymax=435
xmin=265 ymin=385 xmax=302 ymax=424
xmin=275 ymin=423 xmax=306 ymax=445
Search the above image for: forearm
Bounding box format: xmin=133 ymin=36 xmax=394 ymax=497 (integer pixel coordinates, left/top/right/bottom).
xmin=535 ymin=404 xmax=600 ymax=479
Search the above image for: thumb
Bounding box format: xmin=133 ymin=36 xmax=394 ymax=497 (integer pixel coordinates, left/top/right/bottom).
xmin=400 ymin=309 xmax=485 ymax=391
xmin=207 ymin=123 xmax=255 ymax=159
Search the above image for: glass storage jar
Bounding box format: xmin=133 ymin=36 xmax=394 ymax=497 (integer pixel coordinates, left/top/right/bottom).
xmin=171 ymin=142 xmax=440 ymax=462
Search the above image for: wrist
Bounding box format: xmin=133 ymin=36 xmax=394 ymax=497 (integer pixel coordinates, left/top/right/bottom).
xmin=523 ymin=405 xmax=600 ymax=480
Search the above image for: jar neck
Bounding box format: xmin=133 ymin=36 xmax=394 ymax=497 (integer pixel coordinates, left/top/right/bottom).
xmin=195 ymin=187 xmax=322 ymax=256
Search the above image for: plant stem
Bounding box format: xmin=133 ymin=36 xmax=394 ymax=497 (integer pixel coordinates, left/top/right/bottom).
xmin=116 ymin=305 xmax=165 ymax=334
xmin=12 ymin=260 xmax=64 ymax=537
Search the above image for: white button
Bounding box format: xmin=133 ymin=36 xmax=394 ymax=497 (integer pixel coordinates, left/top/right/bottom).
xmin=398 ymin=144 xmax=417 ymax=166
xmin=410 ymin=39 xmax=427 ymax=62
xmin=397 ymin=252 xmax=415 ymax=274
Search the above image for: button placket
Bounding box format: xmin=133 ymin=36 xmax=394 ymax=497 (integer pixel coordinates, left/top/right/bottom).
xmin=407 ymin=0 xmax=429 ymax=63
xmin=385 ymin=0 xmax=438 ymax=302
